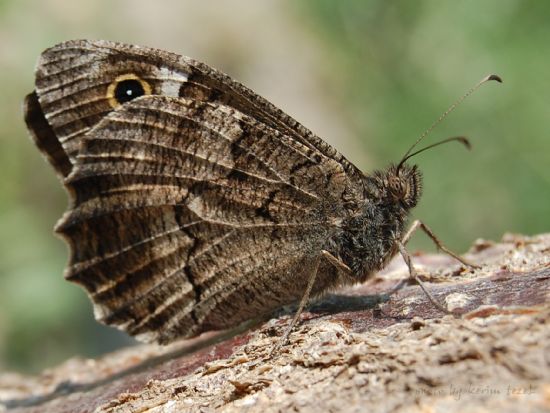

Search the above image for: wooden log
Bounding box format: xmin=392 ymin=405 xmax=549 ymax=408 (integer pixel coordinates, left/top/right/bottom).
xmin=1 ymin=233 xmax=549 ymax=413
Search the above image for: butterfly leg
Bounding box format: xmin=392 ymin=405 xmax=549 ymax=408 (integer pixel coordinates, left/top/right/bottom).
xmin=271 ymin=250 xmax=352 ymax=355
xmin=271 ymin=255 xmax=321 ymax=355
xmin=393 ymin=220 xmax=480 ymax=314
xmin=320 ymin=249 xmax=354 ymax=276
xmin=396 ymin=241 xmax=451 ymax=314
xmin=401 ymin=220 xmax=480 ymax=269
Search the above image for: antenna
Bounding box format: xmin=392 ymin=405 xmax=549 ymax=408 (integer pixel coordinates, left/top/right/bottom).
xmin=396 ymin=74 xmax=502 ymax=173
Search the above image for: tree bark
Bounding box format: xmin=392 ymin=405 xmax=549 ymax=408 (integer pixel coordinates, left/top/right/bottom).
xmin=1 ymin=233 xmax=549 ymax=413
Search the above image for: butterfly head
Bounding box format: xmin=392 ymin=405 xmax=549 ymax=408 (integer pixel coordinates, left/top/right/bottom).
xmin=372 ymin=75 xmax=502 ymax=211
xmin=376 ymin=134 xmax=475 ymax=211
xmin=372 ymin=164 xmax=423 ymax=210
xmin=389 ymin=163 xmax=423 ymax=209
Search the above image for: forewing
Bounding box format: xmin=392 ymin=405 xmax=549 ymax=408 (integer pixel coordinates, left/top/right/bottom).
xmin=58 ymin=95 xmax=354 ymax=343
xmin=27 ymin=39 xmax=364 ymax=186
xmin=27 ymin=40 xmax=193 ymax=176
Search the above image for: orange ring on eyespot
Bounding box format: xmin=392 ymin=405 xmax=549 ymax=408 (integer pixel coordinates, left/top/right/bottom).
xmin=106 ymin=73 xmax=152 ymax=108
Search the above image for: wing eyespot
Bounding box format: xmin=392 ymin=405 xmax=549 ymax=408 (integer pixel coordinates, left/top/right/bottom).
xmin=106 ymin=73 xmax=152 ymax=108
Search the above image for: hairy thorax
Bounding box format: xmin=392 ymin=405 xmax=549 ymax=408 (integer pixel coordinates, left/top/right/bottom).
xmin=335 ymin=201 xmax=408 ymax=282
xmin=326 ymin=164 xmax=422 ymax=283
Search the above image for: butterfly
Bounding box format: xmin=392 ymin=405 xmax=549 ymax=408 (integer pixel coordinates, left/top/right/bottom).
xmin=25 ymin=40 xmax=497 ymax=344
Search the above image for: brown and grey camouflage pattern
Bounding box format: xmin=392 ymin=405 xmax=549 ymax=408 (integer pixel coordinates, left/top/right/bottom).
xmin=25 ymin=40 xmax=421 ymax=344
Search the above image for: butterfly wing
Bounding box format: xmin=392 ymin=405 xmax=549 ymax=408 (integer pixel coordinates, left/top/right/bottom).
xmin=26 ymin=40 xmax=195 ymax=176
xmin=26 ymin=39 xmax=367 ymax=343
xmin=26 ymin=39 xmax=363 ymax=183
xmin=57 ymin=94 xmax=359 ymax=343
xmin=24 ymin=92 xmax=73 ymax=177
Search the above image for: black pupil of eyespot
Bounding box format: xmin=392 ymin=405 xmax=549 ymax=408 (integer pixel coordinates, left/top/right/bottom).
xmin=114 ymin=79 xmax=145 ymax=104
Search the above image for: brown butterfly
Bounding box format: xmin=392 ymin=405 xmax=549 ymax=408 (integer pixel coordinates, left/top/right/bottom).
xmin=25 ymin=40 xmax=499 ymax=344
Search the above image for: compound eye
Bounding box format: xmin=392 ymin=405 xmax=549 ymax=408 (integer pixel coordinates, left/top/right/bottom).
xmin=107 ymin=74 xmax=152 ymax=108
xmin=391 ymin=181 xmax=401 ymax=194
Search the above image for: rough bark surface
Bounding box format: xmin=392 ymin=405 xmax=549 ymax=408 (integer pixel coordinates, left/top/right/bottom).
xmin=1 ymin=233 xmax=549 ymax=413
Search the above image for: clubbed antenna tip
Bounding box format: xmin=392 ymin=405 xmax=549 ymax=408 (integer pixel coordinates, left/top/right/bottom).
xmin=487 ymin=74 xmax=503 ymax=83
xmin=456 ymin=136 xmax=472 ymax=150
xmin=396 ymin=73 xmax=503 ymax=172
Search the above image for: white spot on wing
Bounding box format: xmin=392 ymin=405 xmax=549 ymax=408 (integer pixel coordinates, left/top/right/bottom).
xmin=156 ymin=66 xmax=189 ymax=97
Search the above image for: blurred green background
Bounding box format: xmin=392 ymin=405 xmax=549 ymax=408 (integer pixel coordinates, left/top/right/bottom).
xmin=0 ymin=0 xmax=548 ymax=373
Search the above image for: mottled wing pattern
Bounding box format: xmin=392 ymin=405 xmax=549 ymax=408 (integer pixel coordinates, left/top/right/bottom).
xmin=59 ymin=95 xmax=353 ymax=342
xmin=26 ymin=39 xmax=363 ymax=183
xmin=26 ymin=40 xmax=366 ymax=343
